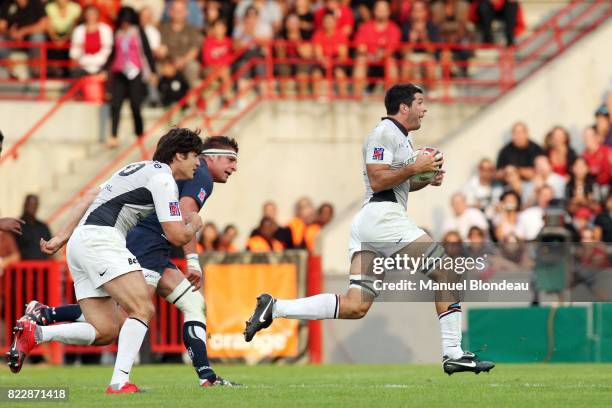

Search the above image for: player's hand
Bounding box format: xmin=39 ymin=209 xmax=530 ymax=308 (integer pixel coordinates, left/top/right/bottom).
xmin=185 ymin=253 xmax=202 ymax=291
xmin=186 ymin=267 xmax=202 ymax=291
xmin=0 ymin=218 xmax=24 ymax=235
xmin=430 ymin=170 xmax=445 ymax=186
xmin=414 ymin=153 xmax=443 ymax=174
xmin=40 ymin=236 xmax=66 ymax=255
xmin=185 ymin=212 xmax=203 ymax=232
xmin=185 ymin=211 xmax=203 ymax=229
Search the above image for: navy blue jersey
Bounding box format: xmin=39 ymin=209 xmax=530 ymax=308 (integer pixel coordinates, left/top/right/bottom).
xmin=126 ymin=159 xmax=213 ymax=273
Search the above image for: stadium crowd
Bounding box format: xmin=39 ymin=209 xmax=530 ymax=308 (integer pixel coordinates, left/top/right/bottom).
xmin=443 ymin=91 xmax=612 ymax=251
xmin=0 ymin=0 xmax=525 ymax=145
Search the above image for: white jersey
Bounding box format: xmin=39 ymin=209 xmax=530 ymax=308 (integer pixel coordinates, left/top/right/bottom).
xmin=80 ymin=161 xmax=182 ymax=236
xmin=362 ymin=117 xmax=416 ymax=209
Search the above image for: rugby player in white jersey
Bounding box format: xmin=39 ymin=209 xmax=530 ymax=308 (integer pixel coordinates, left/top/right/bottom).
xmin=7 ymin=128 xmax=204 ymax=393
xmin=244 ymin=84 xmax=495 ymax=375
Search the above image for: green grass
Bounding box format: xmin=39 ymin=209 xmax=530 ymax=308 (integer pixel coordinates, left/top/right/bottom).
xmin=1 ymin=364 xmax=611 ymax=407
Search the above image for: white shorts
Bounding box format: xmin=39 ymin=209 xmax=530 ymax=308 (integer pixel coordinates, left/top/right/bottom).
xmin=66 ymin=225 xmax=142 ymax=300
xmin=348 ymin=201 xmax=426 ymax=261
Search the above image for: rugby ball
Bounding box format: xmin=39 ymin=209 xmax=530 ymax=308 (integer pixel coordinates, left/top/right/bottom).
xmin=405 ymin=147 xmax=443 ymax=183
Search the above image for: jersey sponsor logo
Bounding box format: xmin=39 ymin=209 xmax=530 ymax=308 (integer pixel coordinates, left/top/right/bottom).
xmin=198 ymin=188 xmax=207 ymax=202
xmin=372 ymin=147 xmax=384 ymax=161
xmin=128 ymin=257 xmax=138 ymax=265
xmin=169 ymin=201 xmax=181 ymax=216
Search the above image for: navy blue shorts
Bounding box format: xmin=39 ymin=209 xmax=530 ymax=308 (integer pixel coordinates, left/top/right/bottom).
xmin=126 ymin=226 xmax=176 ymax=275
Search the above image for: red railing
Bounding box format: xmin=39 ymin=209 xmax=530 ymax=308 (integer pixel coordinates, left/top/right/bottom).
xmin=0 ymin=77 xmax=87 ymax=165
xmin=0 ymin=257 xmax=323 ymax=361
xmin=0 ymin=41 xmax=78 ymax=100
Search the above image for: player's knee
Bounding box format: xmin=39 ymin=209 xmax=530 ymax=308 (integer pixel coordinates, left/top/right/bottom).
xmin=167 ymin=279 xmax=206 ymax=324
xmin=127 ymin=298 xmax=155 ymax=322
xmin=347 ymin=301 xmax=371 ymax=319
xmin=94 ymin=324 xmax=120 ymax=345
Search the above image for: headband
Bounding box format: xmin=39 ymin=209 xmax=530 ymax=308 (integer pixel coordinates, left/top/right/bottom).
xmin=201 ymin=148 xmax=237 ymax=157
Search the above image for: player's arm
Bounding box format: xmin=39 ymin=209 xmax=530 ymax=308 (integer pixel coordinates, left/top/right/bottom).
xmin=367 ymin=154 xmax=441 ymax=192
xmin=0 ymin=218 xmax=24 ymax=235
xmin=149 ymin=173 xmax=202 ymax=246
xmin=179 ymin=196 xmax=203 ymax=290
xmin=161 ymin=215 xmax=202 ymax=246
xmin=40 ymin=187 xmax=100 ymax=255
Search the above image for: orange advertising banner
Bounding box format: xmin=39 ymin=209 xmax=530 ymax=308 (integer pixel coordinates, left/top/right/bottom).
xmin=204 ymin=263 xmax=299 ymax=359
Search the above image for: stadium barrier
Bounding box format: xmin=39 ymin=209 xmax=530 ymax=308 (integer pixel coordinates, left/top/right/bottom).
xmin=465 ymin=304 xmax=612 ymax=363
xmin=0 ymin=253 xmax=322 ymax=365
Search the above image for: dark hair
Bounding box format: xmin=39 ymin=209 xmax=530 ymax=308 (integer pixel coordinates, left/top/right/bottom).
xmin=0 ymin=130 xmax=3 ymax=143
xmin=318 ymin=202 xmax=334 ymax=214
xmin=384 ymin=83 xmax=423 ymax=115
xmin=116 ymin=6 xmax=139 ymax=27
xmin=245 ymin=5 xmax=258 ymax=16
xmin=468 ymin=226 xmax=485 ymax=237
xmin=259 ymin=216 xmax=276 ymax=228
xmin=211 ymin=17 xmax=227 ymax=27
xmin=544 ymin=125 xmax=570 ymax=150
xmin=500 ymin=190 xmax=521 ymax=209
xmin=223 ymin=224 xmax=237 ymax=234
xmin=153 ymin=128 xmax=204 ymax=164
xmin=323 ymin=10 xmax=335 ymax=18
xmin=202 ymin=135 xmax=239 ymax=153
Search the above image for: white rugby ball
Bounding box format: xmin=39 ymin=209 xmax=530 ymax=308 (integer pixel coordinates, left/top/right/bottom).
xmin=405 ymin=147 xmax=443 ymax=183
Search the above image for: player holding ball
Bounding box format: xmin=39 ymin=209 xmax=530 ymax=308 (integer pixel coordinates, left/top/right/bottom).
xmin=245 ymin=83 xmax=495 ymax=375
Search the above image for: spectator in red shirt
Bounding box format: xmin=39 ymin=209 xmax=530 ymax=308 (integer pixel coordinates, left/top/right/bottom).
xmin=311 ymin=10 xmax=349 ymax=97
xmin=353 ymin=0 xmax=401 ymax=96
xmin=543 ymin=126 xmax=577 ymax=179
xmin=583 ymin=125 xmax=611 ymax=188
xmin=313 ymin=0 xmax=355 ymax=37
xmin=202 ymin=18 xmax=234 ymax=104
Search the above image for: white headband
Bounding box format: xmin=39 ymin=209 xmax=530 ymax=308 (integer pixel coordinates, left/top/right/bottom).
xmin=201 ymin=148 xmax=237 ymax=157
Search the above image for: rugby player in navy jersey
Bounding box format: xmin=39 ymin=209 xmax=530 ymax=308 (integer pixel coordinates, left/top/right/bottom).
xmin=13 ymin=136 xmax=238 ymax=388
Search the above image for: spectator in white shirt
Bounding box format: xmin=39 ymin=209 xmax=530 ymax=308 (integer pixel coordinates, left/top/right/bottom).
xmin=462 ymin=157 xmax=503 ymax=217
xmin=443 ymin=192 xmax=489 ymax=240
xmin=515 ymin=185 xmax=554 ymax=241
xmin=493 ymin=191 xmax=521 ymax=242
xmin=530 ymin=155 xmax=566 ymax=203
xmin=69 ymin=6 xmax=113 ymax=75
xmin=235 ymin=0 xmax=282 ymax=34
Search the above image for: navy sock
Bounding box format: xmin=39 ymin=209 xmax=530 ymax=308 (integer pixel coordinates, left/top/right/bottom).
xmin=183 ymin=321 xmax=216 ymax=382
xmin=48 ymin=304 xmax=83 ymax=324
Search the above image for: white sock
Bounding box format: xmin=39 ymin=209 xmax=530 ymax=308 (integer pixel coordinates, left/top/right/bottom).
xmin=439 ymin=309 xmax=464 ymax=359
xmin=273 ymin=294 xmax=339 ymax=320
xmin=110 ymin=317 xmax=148 ymax=387
xmin=37 ymin=323 xmax=96 ymax=345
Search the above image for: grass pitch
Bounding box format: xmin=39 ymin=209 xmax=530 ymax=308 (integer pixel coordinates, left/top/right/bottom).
xmin=1 ymin=363 xmax=610 ymax=407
